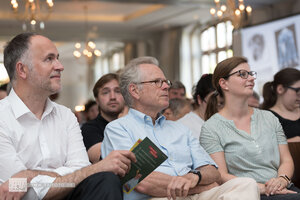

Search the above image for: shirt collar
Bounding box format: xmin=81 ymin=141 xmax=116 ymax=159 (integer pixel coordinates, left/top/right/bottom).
xmin=7 ymin=88 xmax=56 ymax=119
xmin=7 ymin=88 xmax=31 ymax=119
xmin=128 ymin=108 xmax=166 ymax=126
xmin=42 ymin=98 xmax=56 ymax=119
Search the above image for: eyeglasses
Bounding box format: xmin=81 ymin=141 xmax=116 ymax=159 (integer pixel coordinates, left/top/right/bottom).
xmin=223 ymin=70 xmax=257 ymax=79
xmin=136 ymin=79 xmax=172 ymax=88
xmin=286 ymin=86 xmax=300 ymax=95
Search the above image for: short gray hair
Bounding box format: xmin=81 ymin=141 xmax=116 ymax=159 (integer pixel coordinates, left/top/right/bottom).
xmin=169 ymin=81 xmax=186 ymax=94
xmin=167 ymin=98 xmax=191 ymax=117
xmin=120 ymin=56 xmax=159 ymax=107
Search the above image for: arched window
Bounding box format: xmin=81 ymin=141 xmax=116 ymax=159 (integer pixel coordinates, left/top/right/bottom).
xmin=201 ymin=21 xmax=233 ymax=73
xmin=180 ymin=20 xmax=233 ymax=97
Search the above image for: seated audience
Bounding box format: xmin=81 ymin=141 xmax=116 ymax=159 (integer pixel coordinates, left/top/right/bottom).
xmin=248 ymin=90 xmax=260 ymax=108
xmin=84 ymin=99 xmax=99 ymax=121
xmin=261 ymin=68 xmax=300 ymax=142
xmin=177 ymin=74 xmax=214 ymax=138
xmin=200 ymin=57 xmax=300 ymax=200
xmin=81 ymin=73 xmax=125 ymax=163
xmin=0 ymin=33 xmax=135 ymax=200
xmin=101 ymin=56 xmax=260 ymax=200
xmin=0 ymin=84 xmax=8 ymax=100
xmin=168 ymin=80 xmax=186 ymax=99
xmin=162 ymin=98 xmax=191 ymax=121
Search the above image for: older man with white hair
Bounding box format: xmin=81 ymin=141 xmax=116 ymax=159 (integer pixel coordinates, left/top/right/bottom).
xmin=101 ymin=56 xmax=260 ymax=200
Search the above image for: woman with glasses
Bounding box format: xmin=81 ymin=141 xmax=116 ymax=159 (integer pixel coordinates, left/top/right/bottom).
xmin=262 ymin=68 xmax=300 ymax=142
xmin=200 ymin=57 xmax=300 ymax=200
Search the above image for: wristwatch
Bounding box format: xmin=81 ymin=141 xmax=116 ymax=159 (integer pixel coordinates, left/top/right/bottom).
xmin=189 ymin=169 xmax=202 ymax=185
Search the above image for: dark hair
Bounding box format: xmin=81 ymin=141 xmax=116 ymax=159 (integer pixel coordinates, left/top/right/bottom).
xmin=205 ymin=56 xmax=248 ymax=120
xmin=4 ymin=32 xmax=38 ymax=82
xmin=84 ymin=100 xmax=97 ymax=113
xmin=93 ymin=73 xmax=119 ymax=98
xmin=169 ymin=81 xmax=186 ymax=94
xmin=193 ymin=74 xmax=214 ymax=106
xmin=0 ymin=84 xmax=7 ymax=91
xmin=261 ymin=68 xmax=300 ymax=110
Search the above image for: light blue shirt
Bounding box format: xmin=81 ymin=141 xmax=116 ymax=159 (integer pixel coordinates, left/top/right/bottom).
xmin=101 ymin=108 xmax=216 ymax=200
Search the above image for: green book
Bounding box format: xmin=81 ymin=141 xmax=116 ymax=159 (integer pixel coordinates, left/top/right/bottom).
xmin=121 ymin=137 xmax=168 ymax=194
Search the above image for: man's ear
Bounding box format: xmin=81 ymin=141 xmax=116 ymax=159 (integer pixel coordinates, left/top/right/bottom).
xmin=128 ymin=83 xmax=140 ymax=100
xmin=219 ymin=78 xmax=229 ymax=91
xmin=15 ymin=62 xmax=28 ymax=80
xmin=276 ymin=84 xmax=285 ymax=95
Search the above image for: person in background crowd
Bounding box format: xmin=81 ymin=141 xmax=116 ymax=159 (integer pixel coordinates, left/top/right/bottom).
xmin=204 ymin=93 xmax=224 ymax=121
xmin=101 ymin=56 xmax=260 ymax=200
xmin=74 ymin=110 xmax=85 ymax=127
xmin=261 ymin=68 xmax=300 ymax=142
xmin=168 ymin=80 xmax=186 ymax=99
xmin=84 ymin=99 xmax=99 ymax=121
xmin=200 ymin=57 xmax=300 ymax=200
xmin=248 ymin=90 xmax=260 ymax=108
xmin=49 ymin=92 xmax=59 ymax=102
xmin=81 ymin=73 xmax=125 ymax=163
xmin=0 ymin=32 xmax=135 ymax=200
xmin=0 ymin=84 xmax=8 ymax=100
xmin=177 ymin=74 xmax=214 ymax=139
xmin=162 ymin=98 xmax=191 ymax=121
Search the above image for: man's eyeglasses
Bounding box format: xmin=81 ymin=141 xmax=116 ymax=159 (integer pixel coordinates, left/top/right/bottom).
xmin=223 ymin=70 xmax=257 ymax=79
xmin=286 ymin=86 xmax=300 ymax=95
xmin=136 ymin=79 xmax=172 ymax=88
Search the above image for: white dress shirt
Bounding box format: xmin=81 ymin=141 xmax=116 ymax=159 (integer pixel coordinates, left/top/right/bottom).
xmin=0 ymin=89 xmax=90 ymax=199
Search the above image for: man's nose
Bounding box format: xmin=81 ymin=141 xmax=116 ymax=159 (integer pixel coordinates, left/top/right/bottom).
xmin=54 ymin=60 xmax=64 ymax=71
xmin=161 ymin=81 xmax=170 ymax=90
xmin=110 ymin=91 xmax=116 ymax=99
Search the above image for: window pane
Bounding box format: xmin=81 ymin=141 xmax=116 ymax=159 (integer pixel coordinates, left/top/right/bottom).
xmin=201 ymin=30 xmax=208 ymax=51
xmin=201 ymin=55 xmax=210 ymax=74
xmin=94 ymin=58 xmax=102 ymax=80
xmin=209 ymin=53 xmax=216 ymax=73
xmin=0 ymin=63 xmax=10 ymax=84
xmin=218 ymin=51 xmax=227 ymax=63
xmin=191 ymin=31 xmax=201 ymax=84
xmin=227 ymin=49 xmax=233 ymax=58
xmin=103 ymin=58 xmax=109 ymax=74
xmin=112 ymin=53 xmax=120 ymax=71
xmin=217 ymin=22 xmax=226 ymax=48
xmin=208 ymin=27 xmax=216 ymax=50
xmin=226 ymin=21 xmax=233 ymax=46
xmin=180 ymin=25 xmax=193 ymax=98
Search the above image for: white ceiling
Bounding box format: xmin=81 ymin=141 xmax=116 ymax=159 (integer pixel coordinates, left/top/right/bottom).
xmin=0 ymin=0 xmax=289 ymax=43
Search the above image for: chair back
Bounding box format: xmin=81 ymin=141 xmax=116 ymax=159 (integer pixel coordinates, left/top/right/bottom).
xmin=288 ymin=142 xmax=300 ymax=188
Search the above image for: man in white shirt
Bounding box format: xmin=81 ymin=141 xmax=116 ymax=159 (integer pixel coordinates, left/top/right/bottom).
xmin=0 ymin=33 xmax=136 ymax=200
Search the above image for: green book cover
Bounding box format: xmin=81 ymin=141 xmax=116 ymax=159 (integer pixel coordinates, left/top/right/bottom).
xmin=121 ymin=137 xmax=168 ymax=194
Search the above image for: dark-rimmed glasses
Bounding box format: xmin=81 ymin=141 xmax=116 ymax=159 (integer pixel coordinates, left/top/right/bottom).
xmin=136 ymin=79 xmax=172 ymax=88
xmin=286 ymin=86 xmax=300 ymax=95
xmin=223 ymin=69 xmax=257 ymax=79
